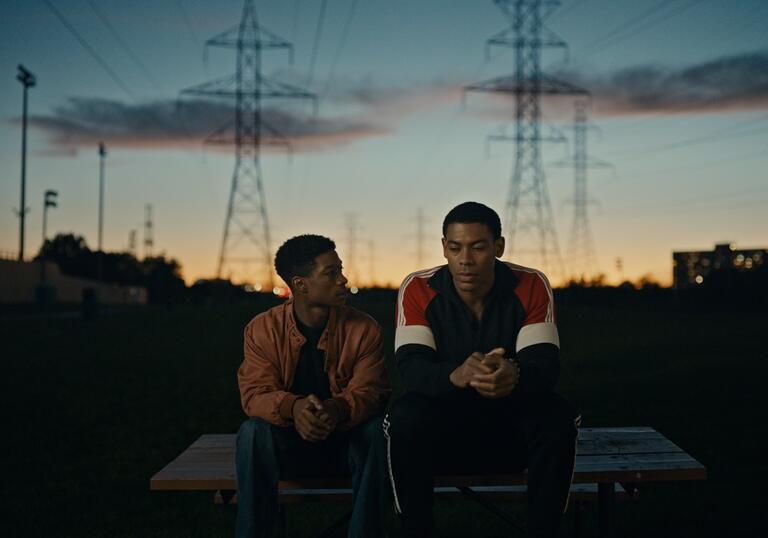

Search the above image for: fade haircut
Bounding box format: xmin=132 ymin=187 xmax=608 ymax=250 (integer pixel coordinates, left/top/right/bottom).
xmin=442 ymin=201 xmax=502 ymax=239
xmin=274 ymin=234 xmax=336 ymax=288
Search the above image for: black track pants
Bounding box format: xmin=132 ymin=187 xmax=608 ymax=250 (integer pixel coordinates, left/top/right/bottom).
xmin=383 ymin=390 xmax=579 ymax=538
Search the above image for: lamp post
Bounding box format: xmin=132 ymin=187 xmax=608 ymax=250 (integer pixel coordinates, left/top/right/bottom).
xmin=16 ymin=65 xmax=36 ymax=261
xmin=97 ymin=142 xmax=106 ymax=280
xmin=40 ymin=190 xmax=58 ymax=285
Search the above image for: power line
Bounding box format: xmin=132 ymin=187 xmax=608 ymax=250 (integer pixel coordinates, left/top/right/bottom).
xmin=40 ymin=0 xmax=136 ymax=99
xmin=548 ymin=0 xmax=591 ymax=22
xmin=85 ymin=0 xmax=162 ymax=90
xmin=580 ymin=0 xmax=671 ymax=51
xmin=605 ymin=117 xmax=768 ymax=160
xmin=307 ymin=0 xmax=329 ymax=87
xmin=291 ymin=0 xmax=302 ymax=44
xmin=321 ymin=0 xmax=360 ymax=96
xmin=579 ymin=0 xmax=709 ymax=57
xmin=598 ymin=0 xmax=709 ymax=50
xmin=174 ymin=0 xmax=202 ymax=48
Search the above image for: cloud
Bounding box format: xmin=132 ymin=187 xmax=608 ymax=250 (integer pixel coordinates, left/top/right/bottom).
xmin=23 ymin=97 xmax=388 ymax=155
xmin=464 ymin=50 xmax=768 ymax=120
xmin=563 ymin=50 xmax=768 ymax=116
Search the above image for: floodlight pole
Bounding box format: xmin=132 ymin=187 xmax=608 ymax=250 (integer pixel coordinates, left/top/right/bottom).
xmin=16 ymin=64 xmax=36 ymax=261
xmin=97 ymin=142 xmax=107 ymax=280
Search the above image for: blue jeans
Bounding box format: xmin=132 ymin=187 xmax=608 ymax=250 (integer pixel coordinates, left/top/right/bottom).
xmin=235 ymin=415 xmax=387 ymax=538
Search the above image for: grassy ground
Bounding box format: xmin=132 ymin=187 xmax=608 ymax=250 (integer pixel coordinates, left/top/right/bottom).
xmin=1 ymin=294 xmax=765 ymax=537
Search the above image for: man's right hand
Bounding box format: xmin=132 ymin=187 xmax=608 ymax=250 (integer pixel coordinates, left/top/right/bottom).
xmin=292 ymin=395 xmax=333 ymax=442
xmin=449 ymin=352 xmax=495 ymax=388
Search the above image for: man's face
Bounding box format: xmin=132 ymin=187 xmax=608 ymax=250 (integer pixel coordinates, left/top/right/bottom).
xmin=296 ymin=250 xmax=349 ymax=307
xmin=442 ymin=222 xmax=504 ymax=293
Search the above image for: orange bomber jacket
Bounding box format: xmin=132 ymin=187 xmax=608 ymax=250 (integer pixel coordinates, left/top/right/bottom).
xmin=237 ymin=300 xmax=391 ymax=428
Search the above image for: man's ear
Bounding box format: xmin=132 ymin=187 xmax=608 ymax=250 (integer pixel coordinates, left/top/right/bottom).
xmin=291 ymin=275 xmax=307 ymax=294
xmin=494 ymin=237 xmax=505 ymax=258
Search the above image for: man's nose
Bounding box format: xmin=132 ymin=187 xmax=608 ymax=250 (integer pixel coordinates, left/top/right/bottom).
xmin=458 ymin=248 xmax=474 ymax=265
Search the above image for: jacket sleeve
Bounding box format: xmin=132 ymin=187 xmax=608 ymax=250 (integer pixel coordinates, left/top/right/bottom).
xmin=394 ymin=273 xmax=459 ymax=398
xmin=237 ymin=318 xmax=299 ymax=426
xmin=514 ymin=271 xmax=561 ymax=393
xmin=331 ymin=321 xmax=391 ymax=429
xmin=395 ymin=343 xmax=458 ymax=397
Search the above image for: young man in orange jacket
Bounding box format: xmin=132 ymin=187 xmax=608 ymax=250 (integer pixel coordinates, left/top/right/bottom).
xmin=236 ymin=234 xmax=390 ymax=538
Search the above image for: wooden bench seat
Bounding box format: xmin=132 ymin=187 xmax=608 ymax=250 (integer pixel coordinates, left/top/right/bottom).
xmin=151 ymin=426 xmax=706 ymax=537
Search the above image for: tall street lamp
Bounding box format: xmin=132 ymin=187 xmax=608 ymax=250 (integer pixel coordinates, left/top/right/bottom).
xmin=97 ymin=142 xmax=106 ymax=280
xmin=16 ymin=64 xmax=36 ymax=261
xmin=40 ymin=190 xmax=58 ymax=286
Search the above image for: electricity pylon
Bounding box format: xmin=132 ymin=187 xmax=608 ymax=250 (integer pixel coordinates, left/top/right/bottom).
xmin=181 ymin=0 xmax=315 ymax=287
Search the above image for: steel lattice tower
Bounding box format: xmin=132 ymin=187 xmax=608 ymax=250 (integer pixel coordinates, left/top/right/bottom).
xmin=555 ymin=100 xmax=610 ymax=281
xmin=465 ymin=0 xmax=586 ymax=281
xmin=181 ymin=0 xmax=315 ymax=287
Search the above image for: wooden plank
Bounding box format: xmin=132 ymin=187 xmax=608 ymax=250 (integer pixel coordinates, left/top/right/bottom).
xmin=150 ymin=427 xmax=707 ymax=491
xmin=212 ymin=483 xmax=637 ymax=505
xmin=577 ymin=437 xmax=684 ymax=456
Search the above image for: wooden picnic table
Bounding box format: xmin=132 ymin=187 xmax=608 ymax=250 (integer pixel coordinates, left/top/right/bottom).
xmin=151 ymin=426 xmax=706 ymax=537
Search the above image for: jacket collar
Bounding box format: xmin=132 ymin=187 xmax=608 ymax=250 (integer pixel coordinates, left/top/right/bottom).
xmin=428 ymin=260 xmax=519 ymax=303
xmin=286 ymin=299 xmax=337 ymax=352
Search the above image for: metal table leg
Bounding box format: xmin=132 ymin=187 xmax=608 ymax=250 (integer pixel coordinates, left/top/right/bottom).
xmin=597 ymin=482 xmax=615 ymax=538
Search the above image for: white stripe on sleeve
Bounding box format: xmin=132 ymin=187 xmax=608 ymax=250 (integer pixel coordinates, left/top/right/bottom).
xmin=515 ymin=322 xmax=560 ymax=352
xmin=395 ymin=325 xmax=436 ymax=351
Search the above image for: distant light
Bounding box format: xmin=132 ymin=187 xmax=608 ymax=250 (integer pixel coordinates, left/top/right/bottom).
xmin=695 ymin=275 xmax=704 ymax=284
xmin=350 ymin=286 xmax=359 ymax=294
xmin=244 ymin=284 xmax=255 ymax=293
xmin=272 ymin=286 xmax=290 ymax=298
xmin=254 ymin=283 xmax=262 ymax=292
xmin=729 ymin=243 xmax=736 ymax=251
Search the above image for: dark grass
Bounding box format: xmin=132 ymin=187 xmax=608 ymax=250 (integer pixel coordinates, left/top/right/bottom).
xmin=1 ymin=294 xmax=766 ymax=537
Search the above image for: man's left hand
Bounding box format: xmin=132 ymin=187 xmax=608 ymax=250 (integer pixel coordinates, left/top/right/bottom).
xmin=316 ymin=397 xmax=341 ymax=431
xmin=470 ymin=352 xmax=520 ymax=398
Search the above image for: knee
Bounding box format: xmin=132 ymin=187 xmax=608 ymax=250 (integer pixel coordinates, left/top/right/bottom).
xmin=539 ymin=394 xmax=579 ymax=443
xmin=384 ymin=394 xmax=434 ymax=441
xmin=237 ymin=417 xmax=274 ymax=445
xmin=358 ymin=415 xmax=385 ymax=445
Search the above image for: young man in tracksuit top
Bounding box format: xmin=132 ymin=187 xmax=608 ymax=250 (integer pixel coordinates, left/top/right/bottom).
xmin=384 ymin=202 xmax=580 ymax=538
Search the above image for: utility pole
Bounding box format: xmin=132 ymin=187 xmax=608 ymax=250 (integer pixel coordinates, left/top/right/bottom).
xmin=344 ymin=213 xmax=361 ymax=287
xmin=143 ymin=203 xmax=154 ymax=259
xmin=128 ymin=230 xmax=137 ymax=257
xmin=181 ymin=0 xmax=315 ymax=287
xmin=413 ymin=206 xmax=429 ymax=270
xmin=40 ymin=189 xmax=58 ymax=285
xmin=16 ymin=65 xmax=36 ymax=262
xmin=465 ymin=0 xmax=586 ymax=282
xmin=367 ymin=239 xmax=376 ymax=288
xmin=97 ymin=142 xmax=106 ymax=280
xmin=554 ymin=99 xmax=611 ymax=281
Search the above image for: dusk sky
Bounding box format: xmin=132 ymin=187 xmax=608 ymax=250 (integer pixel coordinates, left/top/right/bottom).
xmin=1 ymin=0 xmax=767 ymax=288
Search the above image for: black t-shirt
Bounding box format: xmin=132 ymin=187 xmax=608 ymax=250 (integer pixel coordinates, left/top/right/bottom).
xmin=290 ymin=318 xmax=332 ymax=401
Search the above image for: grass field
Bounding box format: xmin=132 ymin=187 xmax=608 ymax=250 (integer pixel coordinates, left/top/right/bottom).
xmin=2 ymin=293 xmax=766 ymax=537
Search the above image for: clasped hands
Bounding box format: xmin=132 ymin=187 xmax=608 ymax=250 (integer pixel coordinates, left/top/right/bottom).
xmin=449 ymin=347 xmax=520 ymax=398
xmin=292 ymin=394 xmax=340 ymax=442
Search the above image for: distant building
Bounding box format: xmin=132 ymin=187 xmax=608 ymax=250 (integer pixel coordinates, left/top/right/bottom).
xmin=0 ymin=259 xmax=147 ymax=304
xmin=673 ymin=243 xmax=767 ymax=289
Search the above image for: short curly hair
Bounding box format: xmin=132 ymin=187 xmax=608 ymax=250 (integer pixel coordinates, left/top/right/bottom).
xmin=274 ymin=234 xmax=336 ymax=288
xmin=442 ymin=201 xmax=501 ymax=239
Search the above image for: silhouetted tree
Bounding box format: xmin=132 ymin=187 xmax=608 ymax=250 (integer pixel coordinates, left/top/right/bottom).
xmin=36 ymin=233 xmax=187 ymax=304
